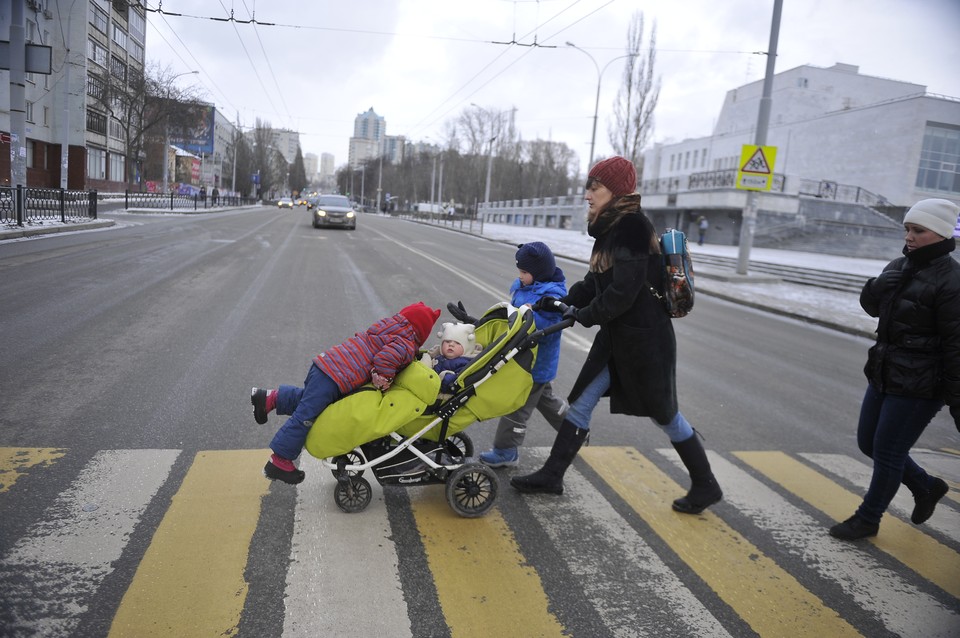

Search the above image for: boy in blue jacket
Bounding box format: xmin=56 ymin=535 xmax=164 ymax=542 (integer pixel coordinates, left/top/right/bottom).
xmin=479 ymin=242 xmax=568 ymax=467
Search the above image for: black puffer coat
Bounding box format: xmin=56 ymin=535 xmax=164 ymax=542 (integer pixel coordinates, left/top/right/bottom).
xmin=561 ymin=194 xmax=678 ymax=423
xmin=861 ymin=238 xmax=960 ymax=422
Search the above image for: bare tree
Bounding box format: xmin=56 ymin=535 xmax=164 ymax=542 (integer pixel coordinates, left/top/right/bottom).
xmin=608 ymin=12 xmax=661 ymax=173
xmin=104 ymin=62 xmax=204 ymax=187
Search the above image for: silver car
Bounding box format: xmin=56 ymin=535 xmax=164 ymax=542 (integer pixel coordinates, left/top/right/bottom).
xmin=311 ymin=195 xmax=357 ymax=230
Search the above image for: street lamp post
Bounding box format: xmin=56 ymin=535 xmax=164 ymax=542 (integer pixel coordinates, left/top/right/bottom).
xmin=471 ymin=103 xmax=508 ymax=218
xmin=161 ymin=70 xmax=198 ymax=193
xmin=565 ymin=43 xmax=636 ymax=171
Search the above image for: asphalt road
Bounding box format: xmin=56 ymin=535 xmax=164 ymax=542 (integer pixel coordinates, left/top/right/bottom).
xmin=0 ymin=207 xmax=957 ymax=637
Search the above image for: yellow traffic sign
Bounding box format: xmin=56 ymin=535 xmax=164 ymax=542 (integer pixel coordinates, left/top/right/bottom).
xmin=736 ymin=145 xmax=778 ymax=191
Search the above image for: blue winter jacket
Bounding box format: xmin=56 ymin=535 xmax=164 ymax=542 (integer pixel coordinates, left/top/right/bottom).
xmin=510 ymin=270 xmax=567 ymax=383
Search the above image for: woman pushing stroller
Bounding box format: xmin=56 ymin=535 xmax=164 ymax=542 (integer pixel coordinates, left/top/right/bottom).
xmin=511 ymin=156 xmax=723 ymax=514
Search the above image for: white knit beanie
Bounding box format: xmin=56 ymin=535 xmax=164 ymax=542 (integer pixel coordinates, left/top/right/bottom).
xmin=437 ymin=322 xmax=481 ymax=355
xmin=903 ymin=198 xmax=960 ymax=239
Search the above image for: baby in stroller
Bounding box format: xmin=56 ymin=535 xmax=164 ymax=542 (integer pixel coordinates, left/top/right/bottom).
xmin=423 ymin=321 xmax=484 ymax=396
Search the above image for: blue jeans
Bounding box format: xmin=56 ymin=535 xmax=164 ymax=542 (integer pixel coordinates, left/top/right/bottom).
xmin=855 ymin=384 xmax=943 ymax=524
xmin=270 ymin=364 xmax=342 ymax=461
xmin=565 ymin=366 xmax=694 ymax=442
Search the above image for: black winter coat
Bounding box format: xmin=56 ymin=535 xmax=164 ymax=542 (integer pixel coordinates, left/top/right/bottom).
xmin=861 ymin=238 xmax=960 ymax=422
xmin=561 ymin=194 xmax=678 ymax=423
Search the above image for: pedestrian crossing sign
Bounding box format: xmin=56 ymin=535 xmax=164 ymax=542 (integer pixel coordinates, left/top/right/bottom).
xmin=736 ymin=144 xmax=777 ymax=191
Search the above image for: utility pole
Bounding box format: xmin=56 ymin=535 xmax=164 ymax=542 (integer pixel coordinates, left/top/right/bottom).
xmin=736 ymin=0 xmax=783 ymax=275
xmin=9 ymin=0 xmax=27 ymax=189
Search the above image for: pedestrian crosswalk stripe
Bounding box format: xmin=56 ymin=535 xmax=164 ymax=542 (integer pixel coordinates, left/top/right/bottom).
xmin=665 ymin=450 xmax=960 ymax=637
xmin=736 ymin=451 xmax=960 ymax=599
xmin=283 ymin=456 xmax=412 ymax=637
xmin=410 ymin=482 xmax=566 ymax=638
xmin=799 ymin=452 xmax=960 ymax=543
xmin=581 ymin=446 xmax=861 ymax=637
xmin=524 ymin=448 xmax=734 ymax=637
xmin=0 ymin=449 xmax=180 ymax=637
xmin=108 ymin=450 xmax=270 ymax=637
xmin=0 ymin=447 xmax=66 ymax=493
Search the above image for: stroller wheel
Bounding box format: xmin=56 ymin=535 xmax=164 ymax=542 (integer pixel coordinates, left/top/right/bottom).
xmin=446 ymin=463 xmax=499 ymax=518
xmin=330 ymin=451 xmax=365 ymax=480
xmin=446 ymin=432 xmax=474 ymax=461
xmin=334 ymin=476 xmax=372 ymax=513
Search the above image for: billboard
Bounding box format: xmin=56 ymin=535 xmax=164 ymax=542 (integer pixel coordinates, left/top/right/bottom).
xmin=170 ymin=105 xmax=215 ymax=155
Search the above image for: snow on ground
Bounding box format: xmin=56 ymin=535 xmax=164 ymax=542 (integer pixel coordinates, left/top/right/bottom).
xmin=452 ymin=220 xmax=885 ymax=339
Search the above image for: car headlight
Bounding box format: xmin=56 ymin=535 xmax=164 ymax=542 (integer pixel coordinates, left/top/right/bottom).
xmin=346 ymin=211 xmax=355 ymax=218
xmin=316 ymin=210 xmax=326 ymax=216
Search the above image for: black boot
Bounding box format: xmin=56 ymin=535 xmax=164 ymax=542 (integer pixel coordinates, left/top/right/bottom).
xmin=671 ymin=434 xmax=723 ymax=514
xmin=511 ymin=420 xmax=588 ymax=495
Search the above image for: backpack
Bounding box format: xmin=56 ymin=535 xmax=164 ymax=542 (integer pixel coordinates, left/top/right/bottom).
xmin=650 ymin=228 xmax=695 ymax=318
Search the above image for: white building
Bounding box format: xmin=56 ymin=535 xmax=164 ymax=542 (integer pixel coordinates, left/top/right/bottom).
xmin=641 ymin=63 xmax=960 ymax=209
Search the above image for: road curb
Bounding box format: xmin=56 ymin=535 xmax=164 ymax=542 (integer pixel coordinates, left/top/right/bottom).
xmin=0 ymin=219 xmax=115 ymax=240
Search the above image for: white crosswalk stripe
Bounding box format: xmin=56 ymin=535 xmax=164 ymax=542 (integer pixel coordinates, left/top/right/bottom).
xmin=658 ymin=449 xmax=960 ymax=638
xmin=0 ymin=449 xmax=180 ymax=637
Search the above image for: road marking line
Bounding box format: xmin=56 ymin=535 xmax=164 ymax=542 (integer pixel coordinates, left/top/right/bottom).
xmin=660 ymin=449 xmax=960 ymax=636
xmin=411 ymin=485 xmax=565 ymax=638
xmin=523 ymin=448 xmax=732 ymax=636
xmin=800 ymin=452 xmax=960 ymax=543
xmin=0 ymin=449 xmax=179 ymax=637
xmin=582 ymin=446 xmax=860 ymax=637
xmin=0 ymin=447 xmax=67 ymax=493
xmin=737 ymin=451 xmax=960 ymax=599
xmin=282 ymin=457 xmax=412 ymax=637
xmin=108 ymin=450 xmax=269 ymax=638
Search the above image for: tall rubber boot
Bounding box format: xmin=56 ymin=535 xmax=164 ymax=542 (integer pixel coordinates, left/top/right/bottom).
xmin=510 ymin=420 xmax=588 ymax=495
xmin=671 ymin=434 xmax=723 ymax=514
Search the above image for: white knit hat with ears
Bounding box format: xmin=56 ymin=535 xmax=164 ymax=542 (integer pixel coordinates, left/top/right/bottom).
xmin=903 ymin=198 xmax=960 ymax=239
xmin=437 ymin=322 xmax=482 ymax=356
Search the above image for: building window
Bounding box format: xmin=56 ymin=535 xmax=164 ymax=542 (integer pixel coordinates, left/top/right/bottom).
xmin=109 ymin=153 xmax=125 ymax=182
xmin=129 ymin=10 xmax=146 ymax=41
xmin=112 ymin=24 xmax=127 ymax=50
xmin=669 ymin=154 xmax=675 ymax=172
xmin=109 ymin=56 xmax=127 ymax=82
xmin=43 ymin=106 xmax=49 ymax=126
xmin=109 ymin=118 xmax=125 ymax=141
xmin=684 ymin=152 xmax=690 ymax=170
xmin=87 ymin=73 xmax=106 ymax=100
xmin=25 ymin=101 xmax=34 ymax=123
xmin=86 ymin=110 xmax=107 ymax=135
xmin=916 ymin=123 xmax=960 ymax=195
xmin=87 ymin=147 xmax=106 ymax=180
xmin=88 ymin=38 xmax=107 ymax=67
xmin=797 ymin=77 xmax=809 ymax=88
xmin=692 ymin=150 xmax=698 ymax=168
xmin=27 ymin=141 xmax=35 ymax=168
xmin=129 ymin=39 xmax=144 ymax=64
xmin=702 ymin=148 xmax=707 ymax=168
xmin=90 ymin=5 xmax=108 ymax=33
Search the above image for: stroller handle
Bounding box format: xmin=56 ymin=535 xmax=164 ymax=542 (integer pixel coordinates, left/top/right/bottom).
xmin=528 ymin=301 xmax=576 ymax=344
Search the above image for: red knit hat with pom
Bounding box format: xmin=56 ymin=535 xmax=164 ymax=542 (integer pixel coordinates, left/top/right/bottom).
xmin=588 ymin=156 xmax=637 ymax=197
xmin=398 ymin=302 xmax=441 ymax=345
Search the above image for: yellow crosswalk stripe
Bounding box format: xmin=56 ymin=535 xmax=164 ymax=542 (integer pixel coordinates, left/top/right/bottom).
xmin=0 ymin=447 xmax=66 ymax=493
xmin=108 ymin=450 xmax=271 ymax=637
xmin=736 ymin=450 xmax=960 ymax=599
xmin=411 ymin=487 xmax=565 ymax=638
xmin=581 ymin=447 xmax=861 ymax=638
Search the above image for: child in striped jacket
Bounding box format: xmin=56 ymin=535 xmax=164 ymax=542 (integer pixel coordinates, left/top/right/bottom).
xmin=250 ymin=302 xmax=441 ymax=484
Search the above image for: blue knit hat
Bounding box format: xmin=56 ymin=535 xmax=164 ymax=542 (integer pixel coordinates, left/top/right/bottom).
xmin=515 ymin=242 xmax=556 ymax=283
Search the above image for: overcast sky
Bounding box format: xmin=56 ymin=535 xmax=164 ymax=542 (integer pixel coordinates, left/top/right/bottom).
xmin=145 ymin=0 xmax=960 ymax=175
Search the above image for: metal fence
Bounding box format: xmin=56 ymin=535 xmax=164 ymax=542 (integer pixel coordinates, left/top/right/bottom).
xmin=0 ymin=185 xmax=97 ymax=226
xmin=123 ymin=191 xmax=258 ymax=210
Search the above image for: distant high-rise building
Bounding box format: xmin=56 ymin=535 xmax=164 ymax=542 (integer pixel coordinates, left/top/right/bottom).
xmin=303 ymin=152 xmax=318 ymax=182
xmin=348 ymin=108 xmax=385 ymax=169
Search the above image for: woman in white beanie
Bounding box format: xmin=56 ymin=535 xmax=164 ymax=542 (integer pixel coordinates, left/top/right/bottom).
xmin=830 ymin=198 xmax=960 ymax=540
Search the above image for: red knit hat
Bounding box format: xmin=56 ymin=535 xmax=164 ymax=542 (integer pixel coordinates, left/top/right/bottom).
xmin=588 ymin=156 xmax=637 ymax=197
xmin=398 ymin=302 xmax=441 ymax=345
